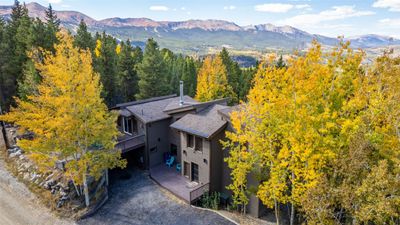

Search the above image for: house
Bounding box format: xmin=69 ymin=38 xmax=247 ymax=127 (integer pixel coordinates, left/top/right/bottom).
xmin=112 ymin=81 xmax=267 ymax=218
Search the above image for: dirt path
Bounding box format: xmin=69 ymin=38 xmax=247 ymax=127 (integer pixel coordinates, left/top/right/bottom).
xmin=0 ymin=153 xmax=75 ymax=225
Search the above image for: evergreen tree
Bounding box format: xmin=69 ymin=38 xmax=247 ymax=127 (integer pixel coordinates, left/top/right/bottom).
xmin=117 ymin=40 xmax=141 ymax=102
xmin=73 ymin=20 xmax=94 ymax=51
xmin=93 ymin=32 xmax=119 ymax=106
xmin=219 ymin=48 xmax=241 ymax=103
xmin=276 ymin=55 xmax=286 ymax=68
xmin=44 ymin=4 xmax=60 ymax=51
xmin=181 ymin=56 xmax=197 ymax=97
xmin=1 ymin=0 xmax=32 ymax=110
xmin=18 ymin=59 xmax=40 ymax=100
xmin=136 ymin=38 xmax=169 ymax=99
xmin=0 ymin=18 xmax=7 ymax=109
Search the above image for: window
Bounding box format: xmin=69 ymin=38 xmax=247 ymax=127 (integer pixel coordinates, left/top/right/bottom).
xmin=195 ymin=136 xmax=203 ymax=152
xmin=187 ymin=134 xmax=194 ymax=148
xmin=123 ymin=117 xmax=138 ymax=135
xmin=191 ymin=163 xmax=199 ymax=182
xmin=123 ymin=117 xmax=133 ymax=134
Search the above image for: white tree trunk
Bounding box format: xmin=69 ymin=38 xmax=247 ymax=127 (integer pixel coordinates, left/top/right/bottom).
xmin=83 ymin=173 xmax=90 ymax=207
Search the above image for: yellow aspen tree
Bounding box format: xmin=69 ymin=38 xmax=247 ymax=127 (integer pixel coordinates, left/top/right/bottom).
xmin=195 ymin=56 xmax=235 ymax=103
xmin=115 ymin=44 xmax=121 ymax=55
xmin=224 ymin=41 xmax=366 ymax=224
xmin=0 ymin=31 xmax=126 ymax=207
xmin=95 ymin=39 xmax=102 ymax=57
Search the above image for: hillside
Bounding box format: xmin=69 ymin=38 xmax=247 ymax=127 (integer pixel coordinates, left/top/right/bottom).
xmin=0 ymin=2 xmax=399 ymax=55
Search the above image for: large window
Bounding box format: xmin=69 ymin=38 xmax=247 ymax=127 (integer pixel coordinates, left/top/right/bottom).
xmin=187 ymin=133 xmax=194 ymax=148
xmin=195 ymin=136 xmax=203 ymax=152
xmin=123 ymin=117 xmax=137 ymax=135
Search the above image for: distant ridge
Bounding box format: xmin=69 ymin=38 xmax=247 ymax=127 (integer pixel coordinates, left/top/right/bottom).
xmin=1 ymin=2 xmax=399 ymax=54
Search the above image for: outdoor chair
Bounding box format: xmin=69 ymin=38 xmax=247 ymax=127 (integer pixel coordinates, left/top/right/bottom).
xmin=166 ymin=156 xmax=175 ymax=167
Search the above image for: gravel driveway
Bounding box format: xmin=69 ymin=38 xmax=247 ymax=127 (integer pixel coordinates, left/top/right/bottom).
xmin=79 ymin=166 xmax=235 ymax=225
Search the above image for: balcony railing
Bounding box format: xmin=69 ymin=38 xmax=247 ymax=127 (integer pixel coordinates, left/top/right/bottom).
xmin=116 ymin=134 xmax=145 ymax=153
xmin=189 ymin=182 xmax=210 ymax=203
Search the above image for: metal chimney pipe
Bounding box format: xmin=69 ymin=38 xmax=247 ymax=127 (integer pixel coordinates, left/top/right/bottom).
xmin=179 ymin=80 xmax=184 ymax=106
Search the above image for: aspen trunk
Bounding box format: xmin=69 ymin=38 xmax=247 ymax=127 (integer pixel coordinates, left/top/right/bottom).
xmin=83 ymin=173 xmax=90 ymax=207
xmin=290 ymin=203 xmax=295 ymax=225
xmin=274 ymin=199 xmax=280 ymax=225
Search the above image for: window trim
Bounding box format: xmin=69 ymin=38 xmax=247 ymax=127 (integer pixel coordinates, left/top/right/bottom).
xmin=195 ymin=136 xmax=203 ymax=152
xmin=187 ymin=133 xmax=194 ymax=148
xmin=123 ymin=117 xmax=133 ymax=135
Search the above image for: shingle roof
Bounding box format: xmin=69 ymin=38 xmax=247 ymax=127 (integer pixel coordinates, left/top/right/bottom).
xmin=163 ymin=96 xmax=199 ymax=112
xmin=120 ymin=95 xmax=198 ymax=123
xmin=170 ymin=104 xmax=230 ymax=139
xmin=218 ymin=105 xmax=242 ymax=120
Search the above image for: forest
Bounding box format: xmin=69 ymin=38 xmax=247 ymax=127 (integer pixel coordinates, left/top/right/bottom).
xmin=0 ymin=1 xmax=261 ymax=112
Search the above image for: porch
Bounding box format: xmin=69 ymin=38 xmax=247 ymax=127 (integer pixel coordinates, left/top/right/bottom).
xmin=150 ymin=164 xmax=209 ymax=203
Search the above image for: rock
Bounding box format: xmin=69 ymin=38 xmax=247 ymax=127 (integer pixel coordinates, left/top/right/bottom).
xmin=9 ymin=150 xmax=22 ymax=158
xmin=23 ymin=172 xmax=30 ymax=180
xmin=44 ymin=179 xmax=56 ymax=190
xmin=56 ymin=200 xmax=64 ymax=208
xmin=7 ymin=147 xmax=18 ymax=154
xmin=19 ymin=155 xmax=26 ymax=161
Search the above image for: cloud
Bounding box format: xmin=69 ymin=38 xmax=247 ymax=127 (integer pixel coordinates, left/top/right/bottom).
xmin=149 ymin=5 xmax=169 ymax=11
xmin=48 ymin=0 xmax=62 ymax=3
xmin=180 ymin=7 xmax=186 ymax=11
xmin=280 ymin=6 xmax=375 ymax=27
xmin=380 ymin=18 xmax=400 ymax=26
xmin=223 ymin=5 xmax=236 ymax=10
xmin=295 ymin=4 xmax=312 ymax=10
xmin=61 ymin=4 xmax=70 ymax=8
xmin=254 ymin=3 xmax=312 ymax=13
xmin=255 ymin=3 xmax=294 ymax=13
xmin=373 ymin=0 xmax=400 ymax=11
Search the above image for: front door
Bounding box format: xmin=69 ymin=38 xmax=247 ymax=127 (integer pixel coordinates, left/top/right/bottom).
xmin=191 ymin=163 xmax=199 ymax=182
xmin=184 ymin=162 xmax=190 ymax=178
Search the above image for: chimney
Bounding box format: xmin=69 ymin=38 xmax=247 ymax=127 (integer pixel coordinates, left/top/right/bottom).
xmin=179 ymin=80 xmax=184 ymax=106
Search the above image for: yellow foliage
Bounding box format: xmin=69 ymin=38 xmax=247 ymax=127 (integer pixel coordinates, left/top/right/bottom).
xmin=95 ymin=39 xmax=102 ymax=57
xmin=115 ymin=44 xmax=121 ymax=55
xmin=0 ymin=31 xmax=126 ymax=186
xmin=195 ymin=56 xmax=235 ymax=102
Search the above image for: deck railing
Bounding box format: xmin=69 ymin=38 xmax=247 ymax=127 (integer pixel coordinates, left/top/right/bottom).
xmin=116 ymin=134 xmax=145 ymax=153
xmin=189 ymin=182 xmax=210 ymax=203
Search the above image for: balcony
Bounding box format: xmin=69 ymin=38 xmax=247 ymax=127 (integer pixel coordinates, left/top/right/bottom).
xmin=116 ymin=133 xmax=145 ymax=153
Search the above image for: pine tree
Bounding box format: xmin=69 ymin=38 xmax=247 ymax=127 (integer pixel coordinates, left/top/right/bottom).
xmin=44 ymin=4 xmax=60 ymax=51
xmin=93 ymin=32 xmax=119 ymax=106
xmin=276 ymin=55 xmax=286 ymax=68
xmin=195 ymin=56 xmax=235 ymax=103
xmin=117 ymin=40 xmax=140 ymax=102
xmin=1 ymin=0 xmax=32 ymax=110
xmin=0 ymin=32 xmax=126 ymax=207
xmin=0 ymin=18 xmax=7 ymax=109
xmin=136 ymin=38 xmax=169 ymax=99
xmin=219 ymin=48 xmax=241 ymax=102
xmin=73 ymin=20 xmax=94 ymax=51
xmin=181 ymin=56 xmax=197 ymax=97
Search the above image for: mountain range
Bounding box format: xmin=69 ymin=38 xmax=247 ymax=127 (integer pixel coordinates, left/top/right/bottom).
xmin=1 ymin=2 xmax=399 ymax=55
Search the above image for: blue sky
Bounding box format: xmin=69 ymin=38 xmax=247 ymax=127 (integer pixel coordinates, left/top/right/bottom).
xmin=1 ymin=0 xmax=400 ymax=37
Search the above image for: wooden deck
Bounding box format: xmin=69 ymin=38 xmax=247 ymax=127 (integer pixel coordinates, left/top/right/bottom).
xmin=150 ymin=164 xmax=200 ymax=202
